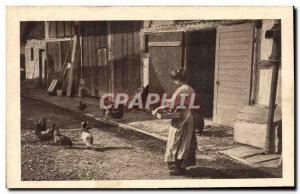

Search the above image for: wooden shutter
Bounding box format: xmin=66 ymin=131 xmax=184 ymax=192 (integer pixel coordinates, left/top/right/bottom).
xmin=148 ymin=32 xmax=183 ymax=95
xmin=213 ymin=23 xmax=255 ymax=126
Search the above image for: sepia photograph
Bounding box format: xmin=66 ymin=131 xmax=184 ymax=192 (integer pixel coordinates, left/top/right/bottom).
xmin=6 ymin=6 xmax=294 ymax=188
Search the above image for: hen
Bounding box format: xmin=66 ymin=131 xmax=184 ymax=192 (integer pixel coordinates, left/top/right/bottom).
xmin=35 ymin=118 xmax=47 ymax=133
xmin=103 ymin=98 xmax=124 ymax=119
xmin=53 ymin=126 xmax=73 ymax=147
xmin=35 ymin=122 xmax=55 ymax=141
xmin=79 ymin=100 xmax=87 ymax=111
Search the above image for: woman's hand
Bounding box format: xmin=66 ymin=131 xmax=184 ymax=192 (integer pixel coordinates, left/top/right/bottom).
xmin=152 ymin=105 xmax=167 ymax=116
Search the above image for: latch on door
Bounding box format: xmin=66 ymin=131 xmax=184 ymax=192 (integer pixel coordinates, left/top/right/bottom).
xmin=216 ymin=80 xmax=220 ymax=86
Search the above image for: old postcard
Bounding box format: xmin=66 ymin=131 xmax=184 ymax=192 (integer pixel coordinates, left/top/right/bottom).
xmin=6 ymin=6 xmax=294 ymax=188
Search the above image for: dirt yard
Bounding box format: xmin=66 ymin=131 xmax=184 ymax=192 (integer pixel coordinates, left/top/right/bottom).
xmin=21 ymin=98 xmax=277 ymax=181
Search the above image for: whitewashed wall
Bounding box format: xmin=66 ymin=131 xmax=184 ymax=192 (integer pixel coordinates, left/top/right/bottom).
xmin=25 ymin=39 xmax=46 ymax=79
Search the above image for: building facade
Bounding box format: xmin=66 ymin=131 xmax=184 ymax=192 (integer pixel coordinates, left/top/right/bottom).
xmin=141 ymin=20 xmax=281 ymax=151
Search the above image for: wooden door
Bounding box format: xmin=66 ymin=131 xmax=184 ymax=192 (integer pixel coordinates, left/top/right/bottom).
xmin=213 ymin=23 xmax=255 ymax=125
xmin=148 ymin=32 xmax=184 ymax=96
xmin=96 ymin=48 xmax=110 ymax=96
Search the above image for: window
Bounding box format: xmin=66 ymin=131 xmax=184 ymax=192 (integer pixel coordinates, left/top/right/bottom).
xmin=30 ymin=48 xmax=34 ymax=61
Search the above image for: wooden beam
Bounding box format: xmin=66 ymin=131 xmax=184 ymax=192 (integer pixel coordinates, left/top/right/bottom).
xmin=148 ymin=41 xmax=182 ymax=47
xmin=66 ymin=33 xmax=78 ymax=97
xmin=45 ymin=22 xmax=49 ymax=40
xmin=107 ymin=22 xmax=115 ymax=93
xmin=45 ymin=37 xmax=73 ymax=42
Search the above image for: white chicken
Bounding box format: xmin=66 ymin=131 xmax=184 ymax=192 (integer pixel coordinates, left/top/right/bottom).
xmin=81 ymin=121 xmax=94 ymax=148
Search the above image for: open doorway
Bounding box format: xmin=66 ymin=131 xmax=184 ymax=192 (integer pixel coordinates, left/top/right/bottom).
xmin=185 ymin=29 xmax=216 ymax=118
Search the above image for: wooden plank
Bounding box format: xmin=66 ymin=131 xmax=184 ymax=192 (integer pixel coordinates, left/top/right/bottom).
xmin=214 ymin=108 xmax=239 ymax=126
xmin=49 ymin=22 xmax=57 ymax=38
xmin=218 ymin=98 xmax=248 ymax=107
xmin=58 ymin=42 xmax=62 ymax=71
xmin=241 ymin=105 xmax=269 ymax=114
xmin=66 ymin=34 xmax=77 ymax=97
xmin=113 ymin=23 xmax=121 ymax=92
xmin=219 ymin=56 xmax=250 ymax=63
xmin=239 ymin=149 xmax=266 ymax=159
xmin=219 ymin=43 xmax=249 ymax=51
xmin=46 ymin=37 xmax=73 ymax=42
xmin=215 ymin=107 xmax=239 ymax=115
xmin=65 ymin=22 xmax=72 ymax=36
xmin=45 ymin=22 xmax=50 ymax=39
xmin=219 ymin=62 xmax=250 ymax=69
xmin=218 ymin=93 xmax=249 ymax=104
xmin=247 ymin=154 xmax=281 ymax=164
xmin=216 ymin=98 xmax=247 ymax=109
xmin=218 ymin=23 xmax=255 ymax=32
xmin=127 ymin=22 xmax=133 ymax=94
xmin=105 ymin=49 xmax=109 ymax=93
xmin=234 ymin=121 xmax=267 ymax=149
xmin=83 ymin=30 xmax=90 ymax=92
xmin=219 ymin=49 xmax=249 ymax=57
xmin=57 ymin=21 xmax=65 ymax=37
xmin=148 ymin=41 xmax=182 ymax=47
xmin=122 ymin=25 xmax=129 ymax=92
xmin=220 ymin=146 xmax=261 ymax=157
xmin=218 ymin=87 xmax=249 ymax=95
xmin=217 ymin=103 xmax=245 ymax=111
xmin=217 ymin=80 xmax=249 ymax=89
xmin=88 ymin=26 xmax=95 ymax=96
xmin=218 ymin=68 xmax=251 ymax=76
xmin=92 ymin=27 xmax=97 ymax=96
xmin=235 ymin=112 xmax=268 ymax=124
xmin=133 ymin=22 xmax=140 ymax=88
xmin=94 ymin=27 xmax=101 ymax=97
xmin=219 ymin=36 xmax=250 ymax=44
xmin=219 ymin=73 xmax=251 ymax=81
xmin=219 ymin=30 xmax=251 ymax=38
xmin=218 ymin=75 xmax=251 ymax=82
xmin=218 ymin=78 xmax=249 ymax=84
xmin=47 ymin=79 xmax=58 ymax=93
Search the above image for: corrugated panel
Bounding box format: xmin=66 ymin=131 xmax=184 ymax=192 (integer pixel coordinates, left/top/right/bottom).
xmin=213 ymin=22 xmax=255 ymax=126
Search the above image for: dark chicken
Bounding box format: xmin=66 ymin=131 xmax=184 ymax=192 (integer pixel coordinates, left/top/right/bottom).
xmin=53 ymin=126 xmax=73 ymax=147
xmin=35 ymin=122 xmax=55 ymax=141
xmin=103 ymin=98 xmax=124 ymax=119
xmin=35 ymin=118 xmax=47 ymax=133
xmin=79 ymin=100 xmax=87 ymax=111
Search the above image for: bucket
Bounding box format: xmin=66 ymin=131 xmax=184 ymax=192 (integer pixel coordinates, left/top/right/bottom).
xmin=57 ymin=89 xmax=63 ymax=97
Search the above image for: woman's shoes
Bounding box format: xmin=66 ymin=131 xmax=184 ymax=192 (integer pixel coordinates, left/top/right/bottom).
xmin=169 ymin=167 xmax=187 ymax=176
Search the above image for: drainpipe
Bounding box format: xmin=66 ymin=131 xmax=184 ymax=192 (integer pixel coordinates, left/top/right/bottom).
xmin=264 ymin=20 xmax=281 ymax=154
